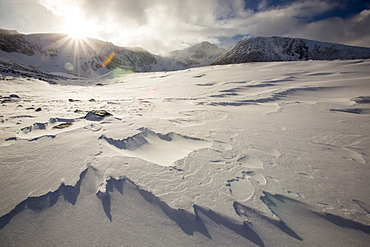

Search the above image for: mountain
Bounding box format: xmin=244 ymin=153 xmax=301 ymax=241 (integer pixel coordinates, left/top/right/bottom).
xmin=212 ymin=36 xmax=370 ymax=65
xmin=2 ymin=28 xmax=370 ymax=81
xmin=0 ymin=28 xmax=227 ymax=79
xmin=0 ymin=28 xmax=169 ymax=78
xmin=163 ymin=41 xmax=226 ymax=68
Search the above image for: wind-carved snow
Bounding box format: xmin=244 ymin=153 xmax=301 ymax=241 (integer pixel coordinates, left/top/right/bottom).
xmin=100 ymin=127 xmax=212 ymax=166
xmin=1 ymin=60 xmax=370 ymax=246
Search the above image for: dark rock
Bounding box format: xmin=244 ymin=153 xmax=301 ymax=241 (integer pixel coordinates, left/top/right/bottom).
xmin=52 ymin=122 xmax=73 ymax=130
xmin=85 ymin=110 xmax=112 ymax=121
xmin=351 ymin=96 xmax=370 ymax=104
xmin=90 ymin=110 xmax=111 ymax=117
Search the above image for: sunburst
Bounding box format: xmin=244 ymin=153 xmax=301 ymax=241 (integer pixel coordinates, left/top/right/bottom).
xmin=65 ymin=18 xmax=98 ymax=41
xmin=37 ymin=0 xmax=118 ymax=77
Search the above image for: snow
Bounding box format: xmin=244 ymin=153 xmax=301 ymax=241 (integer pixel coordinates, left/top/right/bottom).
xmin=100 ymin=127 xmax=213 ymax=166
xmin=1 ymin=60 xmax=370 ymax=246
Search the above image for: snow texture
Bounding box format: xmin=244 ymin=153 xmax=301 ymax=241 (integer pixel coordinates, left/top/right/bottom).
xmin=1 ymin=58 xmax=370 ymax=246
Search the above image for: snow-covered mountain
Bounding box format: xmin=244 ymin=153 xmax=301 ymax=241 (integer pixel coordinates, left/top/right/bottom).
xmin=213 ymin=36 xmax=370 ymax=65
xmin=0 ymin=28 xmax=169 ymax=78
xmin=0 ymin=28 xmax=227 ymax=79
xmin=2 ymin=28 xmax=370 ymax=80
xmin=163 ymin=41 xmax=226 ymax=68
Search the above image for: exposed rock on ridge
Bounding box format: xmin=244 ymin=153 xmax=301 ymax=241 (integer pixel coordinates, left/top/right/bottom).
xmin=212 ymin=36 xmax=370 ymax=65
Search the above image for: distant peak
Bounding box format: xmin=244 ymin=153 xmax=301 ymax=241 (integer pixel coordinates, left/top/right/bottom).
xmin=197 ymin=41 xmax=217 ymax=47
xmin=200 ymin=41 xmax=213 ymax=45
xmin=188 ymin=41 xmax=221 ymax=51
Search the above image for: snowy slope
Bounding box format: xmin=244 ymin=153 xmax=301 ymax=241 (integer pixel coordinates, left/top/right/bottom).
xmin=213 ymin=36 xmax=370 ymax=64
xmin=0 ymin=60 xmax=370 ymax=246
xmin=163 ymin=41 xmax=226 ymax=68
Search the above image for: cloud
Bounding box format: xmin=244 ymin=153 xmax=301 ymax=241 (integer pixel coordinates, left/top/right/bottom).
xmin=78 ymin=0 xmax=151 ymax=26
xmin=0 ymin=0 xmax=64 ymax=33
xmin=287 ymin=9 xmax=370 ymax=47
xmin=33 ymin=0 xmax=370 ymax=53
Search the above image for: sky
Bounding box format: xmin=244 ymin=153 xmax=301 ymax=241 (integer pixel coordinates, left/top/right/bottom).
xmin=0 ymin=0 xmax=370 ymax=54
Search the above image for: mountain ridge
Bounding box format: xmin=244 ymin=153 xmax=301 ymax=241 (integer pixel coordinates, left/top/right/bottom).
xmin=1 ymin=28 xmax=370 ymax=80
xmin=0 ymin=28 xmax=228 ymax=78
xmin=212 ymin=36 xmax=370 ymax=65
xmin=0 ymin=28 xmax=164 ymax=77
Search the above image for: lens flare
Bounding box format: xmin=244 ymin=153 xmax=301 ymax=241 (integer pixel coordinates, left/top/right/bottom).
xmin=102 ymin=52 xmax=116 ymax=68
xmin=112 ymin=68 xmax=134 ymax=77
xmin=65 ymin=62 xmax=74 ymax=71
xmin=141 ymin=86 xmax=158 ymax=103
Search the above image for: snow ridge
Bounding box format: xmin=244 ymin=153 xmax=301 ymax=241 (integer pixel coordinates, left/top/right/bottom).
xmin=2 ymin=166 xmax=369 ymax=246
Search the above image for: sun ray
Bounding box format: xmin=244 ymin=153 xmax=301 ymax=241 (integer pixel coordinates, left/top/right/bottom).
xmin=34 ymin=1 xmax=117 ymax=77
xmin=36 ymin=34 xmax=101 ymax=77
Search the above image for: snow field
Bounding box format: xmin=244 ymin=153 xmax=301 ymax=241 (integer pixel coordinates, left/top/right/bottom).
xmin=1 ymin=60 xmax=370 ymax=246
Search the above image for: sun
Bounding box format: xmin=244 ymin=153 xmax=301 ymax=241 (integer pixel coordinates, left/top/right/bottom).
xmin=67 ymin=25 xmax=86 ymax=40
xmin=58 ymin=3 xmax=98 ymax=40
xmin=65 ymin=18 xmax=98 ymax=40
xmin=67 ymin=29 xmax=85 ymax=40
xmin=38 ymin=0 xmax=98 ymax=40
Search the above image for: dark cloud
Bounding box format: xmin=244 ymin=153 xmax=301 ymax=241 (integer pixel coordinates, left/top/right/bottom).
xmin=288 ymin=9 xmax=370 ymax=47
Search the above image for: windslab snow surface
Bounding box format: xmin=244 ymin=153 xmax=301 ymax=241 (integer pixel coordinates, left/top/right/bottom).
xmin=0 ymin=60 xmax=370 ymax=246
